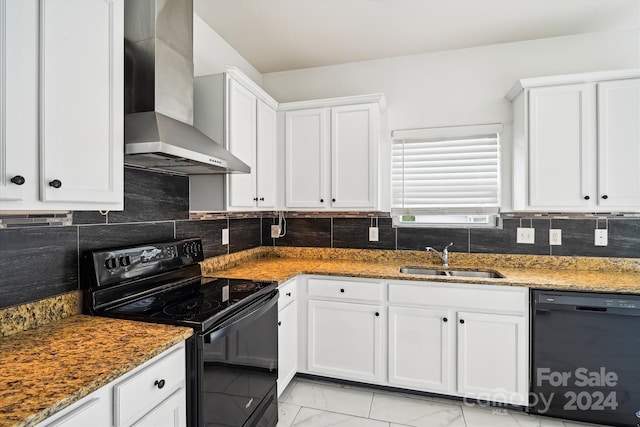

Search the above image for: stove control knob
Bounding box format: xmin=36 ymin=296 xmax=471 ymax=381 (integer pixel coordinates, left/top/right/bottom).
xmin=183 ymin=244 xmax=191 ymax=255
xmin=104 ymin=258 xmax=117 ymax=270
xmin=118 ymin=256 xmax=131 ymax=267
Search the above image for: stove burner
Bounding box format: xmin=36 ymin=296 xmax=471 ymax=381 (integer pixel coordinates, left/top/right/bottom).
xmin=113 ymin=296 xmax=166 ymax=314
xmin=163 ymin=298 xmax=221 ymax=319
xmin=232 ymin=282 xmax=260 ymax=293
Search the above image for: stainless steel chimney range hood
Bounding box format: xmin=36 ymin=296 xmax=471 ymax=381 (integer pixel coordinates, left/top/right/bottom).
xmin=123 ymin=0 xmax=250 ymax=175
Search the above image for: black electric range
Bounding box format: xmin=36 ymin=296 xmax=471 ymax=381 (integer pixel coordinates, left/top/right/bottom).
xmin=81 ymin=238 xmax=279 ymax=427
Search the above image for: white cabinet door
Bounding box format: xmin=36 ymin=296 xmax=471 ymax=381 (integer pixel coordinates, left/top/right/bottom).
xmin=285 ymin=109 xmax=327 ymax=208
xmin=597 ymin=79 xmax=640 ymax=210
xmin=331 ymin=104 xmax=377 ymax=209
xmin=256 ymin=99 xmax=276 ymax=208
xmin=0 ymin=0 xmax=37 ymax=202
xmin=388 ymin=306 xmax=453 ymax=393
xmin=456 ymin=311 xmax=527 ymax=404
xmin=39 ymin=0 xmax=123 ymax=204
xmin=36 ymin=385 xmax=110 ymax=427
xmin=307 ymin=300 xmax=382 ymax=383
xmin=132 ymin=389 xmax=186 ymax=427
xmin=528 ymin=84 xmax=596 ymax=209
xmin=278 ymin=295 xmax=297 ymax=396
xmin=227 ymin=77 xmax=257 ymax=209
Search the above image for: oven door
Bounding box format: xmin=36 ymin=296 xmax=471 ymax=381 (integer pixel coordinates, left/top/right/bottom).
xmin=193 ymin=291 xmax=279 ymax=427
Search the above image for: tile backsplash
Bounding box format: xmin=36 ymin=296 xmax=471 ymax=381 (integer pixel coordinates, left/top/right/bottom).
xmin=0 ymin=168 xmax=261 ymax=309
xmin=262 ymin=214 xmax=640 ymax=259
xmin=1 ymin=168 xmax=638 ymax=310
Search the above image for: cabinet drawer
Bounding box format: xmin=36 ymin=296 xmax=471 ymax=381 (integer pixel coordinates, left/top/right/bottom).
xmin=308 ymin=278 xmax=382 ymax=302
xmin=278 ymin=281 xmax=297 ymax=311
xmin=388 ymin=282 xmax=527 ymax=313
xmin=114 ymin=346 xmax=185 ymax=426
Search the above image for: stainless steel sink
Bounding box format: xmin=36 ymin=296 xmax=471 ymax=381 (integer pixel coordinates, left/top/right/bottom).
xmin=399 ymin=267 xmax=504 ymax=279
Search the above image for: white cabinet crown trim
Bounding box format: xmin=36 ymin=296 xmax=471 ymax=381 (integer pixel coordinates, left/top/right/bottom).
xmin=225 ymin=66 xmax=278 ymax=110
xmin=279 ymin=93 xmax=386 ymax=112
xmin=506 ymin=68 xmax=640 ymax=100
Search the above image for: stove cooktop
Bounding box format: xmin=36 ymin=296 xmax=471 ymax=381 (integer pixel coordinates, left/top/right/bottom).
xmin=104 ymin=277 xmax=277 ymax=332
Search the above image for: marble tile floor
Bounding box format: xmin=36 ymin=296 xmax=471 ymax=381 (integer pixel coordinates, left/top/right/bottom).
xmin=277 ymin=377 xmax=609 ymax=427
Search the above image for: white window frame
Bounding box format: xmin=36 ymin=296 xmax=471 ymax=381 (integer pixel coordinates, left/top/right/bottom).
xmin=391 ymin=124 xmax=502 ymax=228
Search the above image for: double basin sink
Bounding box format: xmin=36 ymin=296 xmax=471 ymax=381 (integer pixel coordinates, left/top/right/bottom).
xmin=399 ymin=266 xmax=504 ymax=279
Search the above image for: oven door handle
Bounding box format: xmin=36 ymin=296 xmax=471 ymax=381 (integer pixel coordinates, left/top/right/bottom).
xmin=204 ymin=291 xmax=278 ymax=343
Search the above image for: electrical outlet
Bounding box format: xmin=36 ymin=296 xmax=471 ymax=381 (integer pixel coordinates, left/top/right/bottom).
xmin=595 ymin=229 xmax=608 ymax=246
xmin=516 ymin=227 xmax=535 ymax=244
xmin=221 ymin=228 xmax=229 ymax=245
xmin=369 ymin=227 xmax=379 ymax=242
xmin=549 ymin=229 xmax=562 ymax=246
xmin=271 ymin=225 xmax=281 ymax=238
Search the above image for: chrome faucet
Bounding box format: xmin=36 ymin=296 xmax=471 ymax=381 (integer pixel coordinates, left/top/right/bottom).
xmin=425 ymin=242 xmax=454 ymax=267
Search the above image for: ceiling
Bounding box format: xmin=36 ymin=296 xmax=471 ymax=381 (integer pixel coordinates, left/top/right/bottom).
xmin=194 ymin=0 xmax=640 ymax=74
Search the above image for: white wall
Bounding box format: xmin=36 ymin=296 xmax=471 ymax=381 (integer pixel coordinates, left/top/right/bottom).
xmin=193 ymin=14 xmax=262 ymax=84
xmin=261 ymin=28 xmax=640 ymax=211
xmin=261 ymin=29 xmax=639 ymax=129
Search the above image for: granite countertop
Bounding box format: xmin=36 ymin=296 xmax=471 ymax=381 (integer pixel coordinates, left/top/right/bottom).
xmin=201 ymin=247 xmax=640 ymax=294
xmin=0 ymin=315 xmax=193 ymax=427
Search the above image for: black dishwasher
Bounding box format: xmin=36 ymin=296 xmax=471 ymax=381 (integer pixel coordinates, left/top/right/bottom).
xmin=531 ymin=290 xmax=640 ymax=426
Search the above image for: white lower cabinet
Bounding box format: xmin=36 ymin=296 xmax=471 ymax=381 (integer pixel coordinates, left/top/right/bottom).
xmin=36 ymin=342 xmax=186 ymax=427
xmin=307 ymin=300 xmax=382 ymax=383
xmin=388 ymin=306 xmax=453 ymax=393
xmin=388 ymin=281 xmax=529 ymax=405
xmin=278 ymin=279 xmax=298 ymax=396
xmin=131 ymin=389 xmax=186 ymax=427
xmin=293 ymin=275 xmax=529 ymax=407
xmin=303 ymin=277 xmax=384 ymax=384
xmin=456 ymin=311 xmax=527 ymax=401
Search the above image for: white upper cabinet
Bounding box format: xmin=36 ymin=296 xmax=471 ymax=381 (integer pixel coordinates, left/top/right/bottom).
xmin=194 ymin=67 xmax=278 ymax=211
xmin=227 ymin=78 xmax=257 ymax=208
xmin=0 ymin=0 xmax=124 ymax=210
xmin=527 ymin=84 xmax=595 ymax=209
xmin=509 ymin=70 xmax=640 ymax=212
xmin=255 ymin=98 xmax=277 ymax=208
xmin=282 ymin=94 xmax=385 ymax=210
xmin=285 ymin=108 xmax=327 ymax=208
xmin=597 ymin=79 xmax=640 ymax=209
xmin=226 ymin=69 xmax=278 ymax=210
xmin=331 ymin=104 xmax=377 ymax=209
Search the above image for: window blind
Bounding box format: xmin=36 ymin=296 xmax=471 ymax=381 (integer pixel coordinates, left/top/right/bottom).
xmin=391 ymin=130 xmax=500 ymax=215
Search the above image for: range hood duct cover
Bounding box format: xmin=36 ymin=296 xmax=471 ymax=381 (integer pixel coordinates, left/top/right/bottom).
xmin=123 ymin=0 xmax=249 ymax=175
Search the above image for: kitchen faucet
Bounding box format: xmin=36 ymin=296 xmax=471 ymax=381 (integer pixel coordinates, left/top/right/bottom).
xmin=426 ymin=242 xmax=454 ymax=267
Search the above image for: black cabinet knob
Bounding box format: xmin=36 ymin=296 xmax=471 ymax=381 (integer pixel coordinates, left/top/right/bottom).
xmin=340 ymin=288 xmax=345 ymax=293
xmin=320 ymin=199 xmax=324 ymax=203
xmin=278 ymin=321 xmax=282 ymax=326
xmin=286 ymin=292 xmax=291 ymax=297
xmin=332 ymin=198 xmax=336 ymax=202
xmin=253 ymin=197 xmax=258 ymax=201
xmin=154 ymin=379 xmax=166 ymax=389
xmin=459 ymin=319 xmax=465 ymax=324
xmin=584 ymin=195 xmax=590 ymax=200
xmin=259 ymin=197 xmax=265 ymax=201
xmin=443 ymin=317 xmax=448 ymax=323
xmin=375 ymin=312 xmax=380 ymax=317
xmin=602 ymin=195 xmax=608 ymax=200
xmin=10 ymin=175 xmax=25 ymax=185
xmin=49 ymin=179 xmax=62 ymax=189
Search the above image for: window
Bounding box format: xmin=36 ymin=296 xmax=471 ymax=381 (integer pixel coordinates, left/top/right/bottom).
xmin=391 ymin=124 xmax=502 ymax=227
